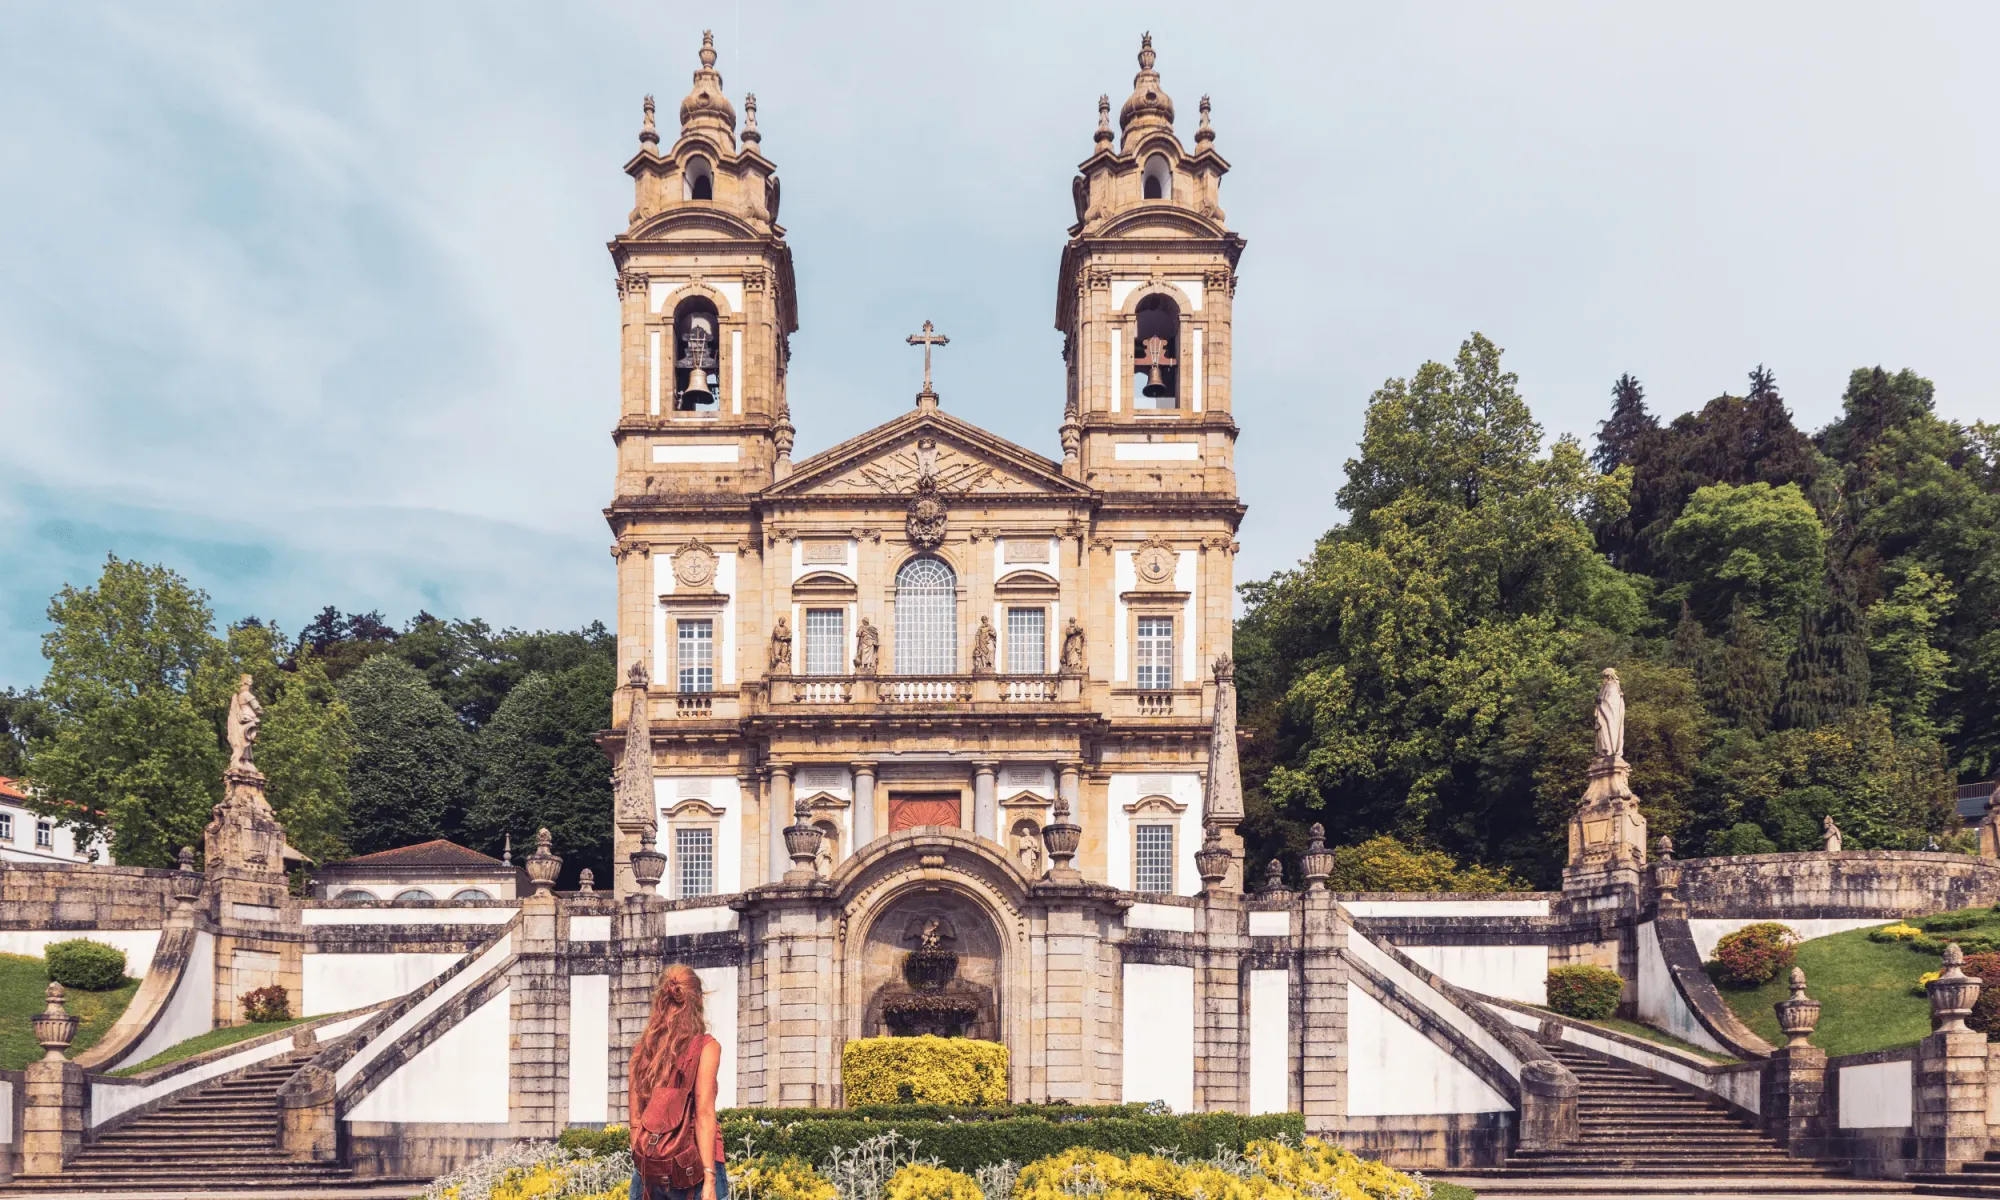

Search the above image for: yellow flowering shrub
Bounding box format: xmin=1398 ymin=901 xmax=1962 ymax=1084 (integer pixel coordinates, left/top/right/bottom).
xmin=885 ymin=1163 xmax=985 ymax=1200
xmin=1881 ymin=923 xmax=1922 ymax=940
xmin=1012 ymin=1138 xmax=1428 ymax=1200
xmin=842 ymin=1035 xmax=1008 ymax=1107
xmin=736 ymin=1155 xmax=838 ymax=1200
xmin=425 ymin=1142 xmax=633 ymax=1200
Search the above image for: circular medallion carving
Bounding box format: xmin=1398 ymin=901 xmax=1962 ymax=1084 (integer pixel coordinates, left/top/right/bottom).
xmin=673 ymin=539 xmax=717 ymax=588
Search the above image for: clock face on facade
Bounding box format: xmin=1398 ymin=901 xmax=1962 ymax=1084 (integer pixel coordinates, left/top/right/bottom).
xmin=673 ymin=541 xmax=717 ymax=588
xmin=1136 ymin=544 xmax=1175 ymax=586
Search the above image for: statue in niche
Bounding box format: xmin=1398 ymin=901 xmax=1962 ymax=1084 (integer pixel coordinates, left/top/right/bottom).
xmin=226 ymin=674 xmax=262 ymax=774
xmin=1823 ymin=815 xmax=1843 ymax=853
xmin=814 ymin=822 xmax=837 ymax=879
xmin=1014 ymin=822 xmax=1042 ymax=877
xmin=1060 ymin=618 xmax=1087 ymax=675
xmin=854 ymin=618 xmax=880 ymax=675
xmin=972 ymin=616 xmax=997 ymax=673
xmin=1593 ymin=667 xmax=1625 ymax=763
xmin=769 ymin=616 xmax=792 ymax=674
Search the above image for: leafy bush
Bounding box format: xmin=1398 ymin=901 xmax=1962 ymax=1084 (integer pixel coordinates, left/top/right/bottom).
xmin=842 ymin=1036 xmax=1007 ymax=1107
xmin=738 ymin=1155 xmax=838 ymax=1200
xmin=241 ymin=984 xmax=292 ymax=1023
xmin=43 ymin=939 xmax=127 ymax=991
xmin=1545 ymin=965 xmax=1623 ymax=1020
xmin=1920 ymin=911 xmax=1989 ymax=933
xmin=1870 ymin=923 xmax=1922 ymax=943
xmin=1707 ymin=822 xmax=1779 ymax=857
xmin=1012 ymin=1138 xmax=1430 ymax=1200
xmin=1711 ymin=923 xmax=1798 ymax=987
xmin=731 ymin=1113 xmax=1301 ymax=1174
xmin=1327 ymin=834 xmax=1527 ymax=892
xmin=1907 ymin=934 xmax=1999 ymax=957
xmin=1964 ymin=951 xmax=2000 ymax=1040
xmin=417 ymin=1140 xmax=631 ymax=1200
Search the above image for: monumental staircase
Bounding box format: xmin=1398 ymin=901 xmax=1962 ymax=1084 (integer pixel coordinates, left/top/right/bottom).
xmin=1469 ymin=1042 xmax=1856 ymax=1185
xmin=3 ymin=1051 xmax=357 ymax=1193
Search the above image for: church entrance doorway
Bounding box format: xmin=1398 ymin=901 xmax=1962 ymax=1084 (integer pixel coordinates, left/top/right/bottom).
xmin=888 ymin=793 xmax=961 ymax=832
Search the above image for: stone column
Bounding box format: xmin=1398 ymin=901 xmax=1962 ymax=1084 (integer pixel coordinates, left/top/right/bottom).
xmin=1764 ymin=968 xmax=1827 ymax=1155
xmin=767 ymin=762 xmax=793 ymax=885
xmin=973 ymin=760 xmax=999 ymax=843
xmin=851 ymin=761 xmax=877 ymax=848
xmin=1057 ymin=761 xmax=1081 ymax=819
xmin=510 ymin=838 xmax=567 ymax=1137
xmin=21 ymin=984 xmax=84 ymax=1177
xmin=1295 ymin=828 xmax=1346 ymax=1130
xmin=1917 ymin=946 xmax=1988 ymax=1174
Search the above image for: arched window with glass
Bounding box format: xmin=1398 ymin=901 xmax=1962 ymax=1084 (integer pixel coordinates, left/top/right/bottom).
xmin=894 ymin=556 xmax=958 ymax=674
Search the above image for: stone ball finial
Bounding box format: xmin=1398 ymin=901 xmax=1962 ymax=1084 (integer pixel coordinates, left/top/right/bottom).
xmin=33 ymin=981 xmax=77 ymax=1060
xmin=178 ymin=845 xmax=196 ymax=872
xmin=1300 ymin=823 xmax=1334 ymax=888
xmin=578 ymin=868 xmax=595 ymax=893
xmin=1261 ymin=859 xmax=1288 ymax=893
xmin=1655 ymin=836 xmax=1674 ymax=862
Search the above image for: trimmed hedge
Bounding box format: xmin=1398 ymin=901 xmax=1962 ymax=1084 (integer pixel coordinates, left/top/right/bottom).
xmin=560 ymin=1112 xmax=1306 ymax=1173
xmin=43 ymin=939 xmax=127 ymax=992
xmin=1546 ymin=965 xmax=1623 ymax=1020
xmin=1712 ymin=922 xmax=1798 ymax=988
xmin=842 ymin=1035 xmax=1007 ymax=1107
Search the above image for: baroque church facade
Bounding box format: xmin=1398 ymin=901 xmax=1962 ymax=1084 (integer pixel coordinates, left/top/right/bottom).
xmin=606 ymin=32 xmax=1249 ymax=913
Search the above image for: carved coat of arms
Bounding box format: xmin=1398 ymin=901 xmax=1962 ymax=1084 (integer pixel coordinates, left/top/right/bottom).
xmin=906 ymin=475 xmax=947 ymax=550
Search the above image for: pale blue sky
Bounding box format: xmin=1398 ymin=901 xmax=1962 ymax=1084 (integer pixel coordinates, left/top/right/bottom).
xmin=2 ymin=2 xmax=1996 ymax=685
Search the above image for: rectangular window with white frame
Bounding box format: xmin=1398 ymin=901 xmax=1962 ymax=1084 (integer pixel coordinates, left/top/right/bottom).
xmin=1133 ymin=823 xmax=1175 ymax=894
xmin=677 ymin=619 xmax=714 ymax=693
xmin=0 ymin=811 xmax=12 ymax=842
xmin=674 ymin=826 xmax=715 ymax=898
xmin=805 ymin=608 xmax=845 ymax=676
xmin=36 ymin=820 xmax=54 ymax=850
xmin=1006 ymin=607 xmax=1046 ymax=674
xmin=1135 ymin=616 xmax=1175 ymax=690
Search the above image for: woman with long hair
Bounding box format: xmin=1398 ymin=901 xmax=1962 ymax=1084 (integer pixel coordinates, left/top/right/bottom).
xmin=629 ymin=963 xmax=726 ymax=1200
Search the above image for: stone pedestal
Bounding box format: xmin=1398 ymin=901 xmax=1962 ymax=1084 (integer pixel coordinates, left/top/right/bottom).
xmin=20 ymin=1059 xmax=85 ymax=1177
xmin=1566 ymin=756 xmax=1648 ymax=873
xmin=1916 ymin=1030 xmax=1990 ymax=1173
xmin=510 ymin=890 xmax=566 ymax=1136
xmin=1764 ymin=1047 xmax=1828 ymax=1153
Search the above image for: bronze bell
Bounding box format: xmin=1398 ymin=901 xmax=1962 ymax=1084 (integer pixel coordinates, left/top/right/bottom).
xmin=676 ymin=324 xmax=717 ymax=407
xmin=1137 ymin=334 xmax=1176 ymax=399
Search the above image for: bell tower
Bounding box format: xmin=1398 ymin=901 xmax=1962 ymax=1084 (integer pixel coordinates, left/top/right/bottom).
xmin=1055 ymin=34 xmax=1244 ymax=496
xmin=610 ymin=32 xmax=800 ymax=499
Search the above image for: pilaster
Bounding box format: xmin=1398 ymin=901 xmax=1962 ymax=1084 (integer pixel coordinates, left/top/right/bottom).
xmin=1297 ymin=887 xmax=1349 ymax=1130
xmin=1193 ymin=891 xmax=1246 ymax=1112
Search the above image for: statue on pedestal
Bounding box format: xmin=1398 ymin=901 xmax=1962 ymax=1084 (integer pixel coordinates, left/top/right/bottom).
xmin=1822 ymin=815 xmax=1843 ymax=853
xmin=1567 ymin=666 xmax=1647 ymax=874
xmin=226 ymin=675 xmax=262 ymax=775
xmin=769 ymin=617 xmax=792 ymax=674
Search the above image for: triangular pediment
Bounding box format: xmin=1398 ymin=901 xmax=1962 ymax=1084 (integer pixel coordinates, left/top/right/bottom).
xmin=764 ymin=407 xmax=1093 ymax=501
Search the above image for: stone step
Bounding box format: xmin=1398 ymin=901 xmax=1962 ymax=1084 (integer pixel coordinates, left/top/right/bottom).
xmin=1910 ymin=1180 xmax=2000 ymax=1199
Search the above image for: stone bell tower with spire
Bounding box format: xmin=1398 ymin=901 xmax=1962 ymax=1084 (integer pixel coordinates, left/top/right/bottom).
xmin=1056 ymin=33 xmax=1245 ymax=496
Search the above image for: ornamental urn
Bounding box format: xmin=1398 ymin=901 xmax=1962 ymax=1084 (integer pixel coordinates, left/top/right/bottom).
xmin=33 ymin=982 xmax=77 ymax=1061
xmin=1299 ymin=824 xmax=1334 ymax=889
xmin=1194 ymin=823 xmax=1232 ymax=888
xmin=1928 ymin=943 xmax=1984 ymax=1033
xmin=1773 ymin=967 xmax=1821 ymax=1048
xmin=525 ymin=828 xmax=563 ymax=894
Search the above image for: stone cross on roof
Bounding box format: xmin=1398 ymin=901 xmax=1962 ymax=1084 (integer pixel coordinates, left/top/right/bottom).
xmin=906 ymin=320 xmax=949 ymax=397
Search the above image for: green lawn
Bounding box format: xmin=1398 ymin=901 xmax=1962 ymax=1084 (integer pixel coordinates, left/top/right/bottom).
xmin=0 ymin=952 xmax=141 ymax=1071
xmin=110 ymin=1017 xmax=310 ymax=1077
xmin=1431 ymin=1183 xmax=1476 ymax=1200
xmin=1712 ymin=910 xmax=2000 ymax=1056
xmin=1585 ymin=1016 xmax=1738 ymax=1063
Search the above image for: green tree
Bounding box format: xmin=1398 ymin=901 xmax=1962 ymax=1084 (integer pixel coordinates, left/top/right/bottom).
xmin=1662 ymin=481 xmax=1828 ymax=628
xmin=0 ymin=689 xmax=52 ymax=779
xmin=340 ymin=654 xmax=470 ymax=854
xmin=1867 ymin=566 xmax=1957 ymax=741
xmin=255 ymin=648 xmax=355 ymax=864
xmin=465 ymin=657 xmax=617 ymax=889
xmin=1326 ymin=834 xmax=1527 ymax=892
xmin=24 ymin=557 xmax=224 ymax=865
xmin=1713 ymin=597 xmax=1783 ymax=737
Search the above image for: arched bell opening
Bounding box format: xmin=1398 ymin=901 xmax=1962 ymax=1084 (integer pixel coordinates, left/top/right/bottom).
xmin=1132 ymin=294 xmax=1180 ymax=409
xmin=1141 ymin=153 xmax=1172 ymax=202
xmin=683 ymin=155 xmax=715 ymax=201
xmin=672 ymin=297 xmax=721 ymax=410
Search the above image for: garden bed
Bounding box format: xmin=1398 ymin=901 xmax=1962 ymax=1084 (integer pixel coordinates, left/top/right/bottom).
xmin=0 ymin=952 xmax=139 ymax=1071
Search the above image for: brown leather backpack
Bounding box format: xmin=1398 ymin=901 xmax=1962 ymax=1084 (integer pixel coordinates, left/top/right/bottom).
xmin=633 ymin=1034 xmax=712 ymax=1188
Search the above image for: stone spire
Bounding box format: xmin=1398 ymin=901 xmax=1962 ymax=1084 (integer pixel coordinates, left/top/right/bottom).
xmin=1118 ymin=32 xmax=1175 ymax=145
xmin=741 ymin=92 xmax=762 ymax=151
xmin=678 ymin=30 xmax=738 ymax=144
xmin=1202 ymin=654 xmax=1245 ymax=892
xmin=1195 ymin=95 xmax=1214 ymax=148
xmin=616 ymin=661 xmax=654 ymax=829
xmin=1093 ymin=94 xmax=1113 ymax=151
xmin=639 ymin=94 xmax=658 ymax=150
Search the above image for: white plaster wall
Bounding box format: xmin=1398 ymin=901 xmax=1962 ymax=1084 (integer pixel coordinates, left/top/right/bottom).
xmin=1249 ymin=911 xmax=1291 ymax=937
xmin=1688 ymin=917 xmax=1889 ymax=960
xmin=301 ymin=952 xmax=464 ymax=1017
xmin=348 ymin=987 xmax=511 ymax=1124
xmin=1401 ymin=945 xmax=1549 ymax=1005
xmin=0 ymin=930 xmax=161 ymax=978
xmin=0 ymin=800 xmax=111 ymax=862
xmin=1341 ymin=932 xmax=1522 ymax=1077
xmin=654 ymin=776 xmax=743 ymax=897
xmin=1125 ymin=903 xmax=1196 ymax=932
xmin=1342 ymin=899 xmax=1551 ymax=918
xmin=1634 ymin=921 xmax=1732 ymax=1056
xmin=697 ymin=965 xmax=738 ymax=1108
xmin=1248 ymin=969 xmax=1289 ymax=1114
xmin=115 ymin=931 xmax=215 ymax=1068
xmin=653 ymin=552 xmax=737 ymax=687
xmin=336 ymin=934 xmax=512 ymax=1090
xmin=0 ymin=1079 xmax=10 ymax=1145
xmin=1122 ymin=962 xmax=1193 ymax=1111
xmin=663 ymin=907 xmax=740 ymax=936
xmin=570 ymin=916 xmax=612 ymax=941
xmin=301 ymin=908 xmax=515 ymax=926
xmin=1104 ymin=773 xmax=1204 ymax=897
xmin=1839 ymin=1060 xmax=1913 ymax=1129
xmin=791 ymin=539 xmax=857 ymax=583
xmin=569 ymin=975 xmax=610 ymax=1124
xmin=1347 ymin=984 xmax=1510 ymax=1116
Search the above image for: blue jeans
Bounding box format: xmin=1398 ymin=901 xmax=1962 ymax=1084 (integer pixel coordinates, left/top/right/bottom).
xmin=632 ymin=1166 xmax=730 ymax=1200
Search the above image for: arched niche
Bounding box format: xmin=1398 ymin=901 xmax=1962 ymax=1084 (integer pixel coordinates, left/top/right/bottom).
xmin=855 ymin=885 xmax=1005 ymax=1041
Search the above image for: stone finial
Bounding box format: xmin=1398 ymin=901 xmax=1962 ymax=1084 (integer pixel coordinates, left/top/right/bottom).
xmin=178 ymin=845 xmax=196 ymax=872
xmin=524 ymin=828 xmax=562 ymax=895
xmin=678 ymin=29 xmax=738 ymax=138
xmin=1194 ymin=822 xmax=1230 ymax=888
xmin=33 ymin=981 xmax=77 ymax=1061
xmin=1260 ymin=859 xmax=1289 ymax=894
xmin=1094 ymin=94 xmax=1113 ymax=147
xmin=171 ymin=845 xmax=203 ymax=907
xmin=1300 ymin=823 xmax=1334 ymax=888
xmin=1929 ymin=943 xmax=1983 ymax=1033
xmin=1651 ymin=835 xmax=1682 ymax=905
xmin=782 ymin=795 xmax=824 ymax=880
xmin=630 ymin=844 xmax=666 ymax=893
xmin=1774 ymin=967 xmax=1821 ymax=1048
xmin=742 ymin=92 xmax=761 ymax=147
xmin=502 ymin=831 xmax=513 ymax=865
xmin=1042 ymin=794 xmax=1082 ymax=878
xmin=640 ymin=94 xmax=658 ymax=147
xmin=1195 ymin=94 xmax=1214 ymax=146
xmin=578 ymin=868 xmax=595 ymax=893
xmin=1118 ymin=31 xmax=1175 ymax=138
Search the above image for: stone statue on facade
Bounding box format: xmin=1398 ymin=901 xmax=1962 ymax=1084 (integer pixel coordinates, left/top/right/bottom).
xmin=972 ymin=616 xmax=997 ymax=673
xmin=226 ymin=674 xmax=262 ymax=775
xmin=1823 ymin=815 xmax=1843 ymax=853
xmin=814 ymin=826 xmax=836 ymax=879
xmin=854 ymin=618 xmax=880 ymax=675
xmin=1060 ymin=618 xmax=1087 ymax=675
xmin=1594 ymin=667 xmax=1625 ymax=763
xmin=1015 ymin=825 xmax=1042 ymax=877
xmin=770 ymin=616 xmax=792 ymax=673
